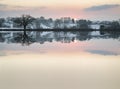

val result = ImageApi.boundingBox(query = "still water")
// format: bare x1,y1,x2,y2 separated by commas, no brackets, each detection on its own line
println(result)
0,31,120,89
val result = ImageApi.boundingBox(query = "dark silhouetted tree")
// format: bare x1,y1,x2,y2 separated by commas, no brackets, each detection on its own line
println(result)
13,15,35,30
100,25,105,30
72,19,75,23
110,21,120,30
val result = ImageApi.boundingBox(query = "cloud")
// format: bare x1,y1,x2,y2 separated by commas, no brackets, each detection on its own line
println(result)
85,4,120,11
0,4,47,11
86,50,118,56
0,4,48,17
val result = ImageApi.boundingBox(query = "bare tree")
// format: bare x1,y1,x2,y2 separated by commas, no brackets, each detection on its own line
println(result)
13,15,35,30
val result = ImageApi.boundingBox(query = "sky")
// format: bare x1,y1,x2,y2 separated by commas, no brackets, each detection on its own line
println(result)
0,0,120,20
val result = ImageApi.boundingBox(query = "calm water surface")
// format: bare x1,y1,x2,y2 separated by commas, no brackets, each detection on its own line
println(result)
0,31,120,89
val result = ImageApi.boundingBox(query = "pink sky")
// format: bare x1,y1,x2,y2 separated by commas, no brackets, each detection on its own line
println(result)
0,0,120,20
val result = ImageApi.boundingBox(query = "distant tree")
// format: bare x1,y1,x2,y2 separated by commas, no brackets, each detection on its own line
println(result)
46,18,53,27
34,18,41,29
48,18,53,23
40,16,45,21
54,19,62,29
13,15,35,30
119,19,120,25
110,21,120,30
0,18,5,27
100,21,120,30
39,16,46,25
76,20,90,29
72,19,75,23
100,25,105,30
87,20,92,25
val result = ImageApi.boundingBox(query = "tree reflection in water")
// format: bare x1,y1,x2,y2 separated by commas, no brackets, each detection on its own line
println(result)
21,31,33,46
0,31,120,46
11,31,35,46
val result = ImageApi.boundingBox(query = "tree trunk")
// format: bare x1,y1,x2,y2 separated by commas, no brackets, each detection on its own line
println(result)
23,25,27,33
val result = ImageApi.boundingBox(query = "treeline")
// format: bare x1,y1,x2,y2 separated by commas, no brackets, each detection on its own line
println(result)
0,15,120,30
100,21,120,30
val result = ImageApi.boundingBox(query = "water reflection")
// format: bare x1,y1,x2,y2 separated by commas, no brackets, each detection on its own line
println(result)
0,31,120,45
0,31,120,56
86,50,118,56
0,31,120,89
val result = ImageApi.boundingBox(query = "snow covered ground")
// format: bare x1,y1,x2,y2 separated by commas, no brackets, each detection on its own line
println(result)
0,23,100,30
90,24,100,30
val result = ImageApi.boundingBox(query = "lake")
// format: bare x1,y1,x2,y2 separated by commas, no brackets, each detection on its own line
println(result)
0,31,120,89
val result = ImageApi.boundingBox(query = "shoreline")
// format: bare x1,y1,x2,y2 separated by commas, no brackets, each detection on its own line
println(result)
0,29,120,31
